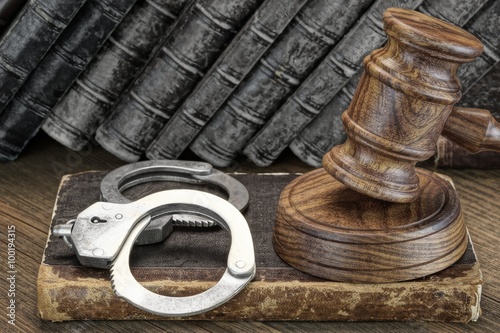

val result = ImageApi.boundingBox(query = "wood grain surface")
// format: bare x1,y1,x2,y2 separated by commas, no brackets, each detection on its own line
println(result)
323,7,485,203
274,168,468,283
443,107,500,153
0,132,499,332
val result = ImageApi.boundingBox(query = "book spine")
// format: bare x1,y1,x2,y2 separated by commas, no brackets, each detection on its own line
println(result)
289,0,490,167
455,0,500,91
0,0,28,33
240,0,424,167
289,69,362,167
43,0,188,151
417,0,489,26
0,0,86,114
0,0,137,161
38,262,482,322
187,0,373,167
92,0,261,161
145,0,309,161
459,63,500,120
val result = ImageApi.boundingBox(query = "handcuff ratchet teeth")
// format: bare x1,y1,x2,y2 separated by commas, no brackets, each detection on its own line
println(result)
99,160,249,245
52,161,255,316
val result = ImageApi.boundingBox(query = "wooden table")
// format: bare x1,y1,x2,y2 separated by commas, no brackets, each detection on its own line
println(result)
1,133,499,332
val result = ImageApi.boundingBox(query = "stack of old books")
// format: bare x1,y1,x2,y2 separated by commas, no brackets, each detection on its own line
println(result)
0,0,498,167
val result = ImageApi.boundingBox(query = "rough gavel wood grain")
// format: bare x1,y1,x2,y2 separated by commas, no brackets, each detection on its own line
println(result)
322,7,494,203
273,167,468,283
443,107,500,153
273,7,494,284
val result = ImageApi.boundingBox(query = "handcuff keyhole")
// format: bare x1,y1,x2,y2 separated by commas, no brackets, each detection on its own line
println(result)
91,216,108,224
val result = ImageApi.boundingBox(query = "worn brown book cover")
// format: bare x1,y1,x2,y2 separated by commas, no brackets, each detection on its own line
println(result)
38,171,482,322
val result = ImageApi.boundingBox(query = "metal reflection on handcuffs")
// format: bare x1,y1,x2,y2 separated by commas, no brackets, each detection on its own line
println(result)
52,160,255,317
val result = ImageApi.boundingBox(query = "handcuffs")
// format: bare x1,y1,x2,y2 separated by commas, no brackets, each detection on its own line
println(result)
52,160,255,317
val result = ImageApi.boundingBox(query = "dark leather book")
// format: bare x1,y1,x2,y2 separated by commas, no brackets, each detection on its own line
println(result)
239,0,426,167
0,0,137,162
43,0,189,152
72,0,262,160
145,0,309,161
38,171,482,322
454,0,500,90
289,0,493,167
187,0,374,168
0,0,28,34
0,0,87,114
289,69,361,167
459,62,500,121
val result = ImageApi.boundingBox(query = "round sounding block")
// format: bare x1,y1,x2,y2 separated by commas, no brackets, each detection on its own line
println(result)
273,167,467,283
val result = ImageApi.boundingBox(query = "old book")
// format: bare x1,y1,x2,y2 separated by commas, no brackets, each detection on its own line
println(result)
38,171,482,322
188,0,374,168
0,0,27,34
145,0,309,161
454,0,500,91
88,0,262,161
240,0,425,167
0,0,87,114
43,0,189,151
289,0,493,167
0,0,137,162
459,62,500,120
290,69,362,167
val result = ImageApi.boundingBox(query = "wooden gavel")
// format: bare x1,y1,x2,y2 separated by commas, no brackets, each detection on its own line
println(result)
323,7,500,203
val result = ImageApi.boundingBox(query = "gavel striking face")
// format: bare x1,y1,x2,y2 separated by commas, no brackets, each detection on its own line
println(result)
323,7,500,203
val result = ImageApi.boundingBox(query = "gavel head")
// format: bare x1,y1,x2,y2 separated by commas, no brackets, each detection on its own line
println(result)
322,7,483,203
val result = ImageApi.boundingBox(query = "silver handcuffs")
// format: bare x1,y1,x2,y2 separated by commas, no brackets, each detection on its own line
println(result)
100,160,249,245
52,160,255,317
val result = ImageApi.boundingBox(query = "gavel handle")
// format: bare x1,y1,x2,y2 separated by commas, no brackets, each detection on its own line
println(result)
442,107,500,153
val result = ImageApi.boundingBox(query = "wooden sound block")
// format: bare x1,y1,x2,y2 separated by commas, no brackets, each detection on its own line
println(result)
273,167,467,283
